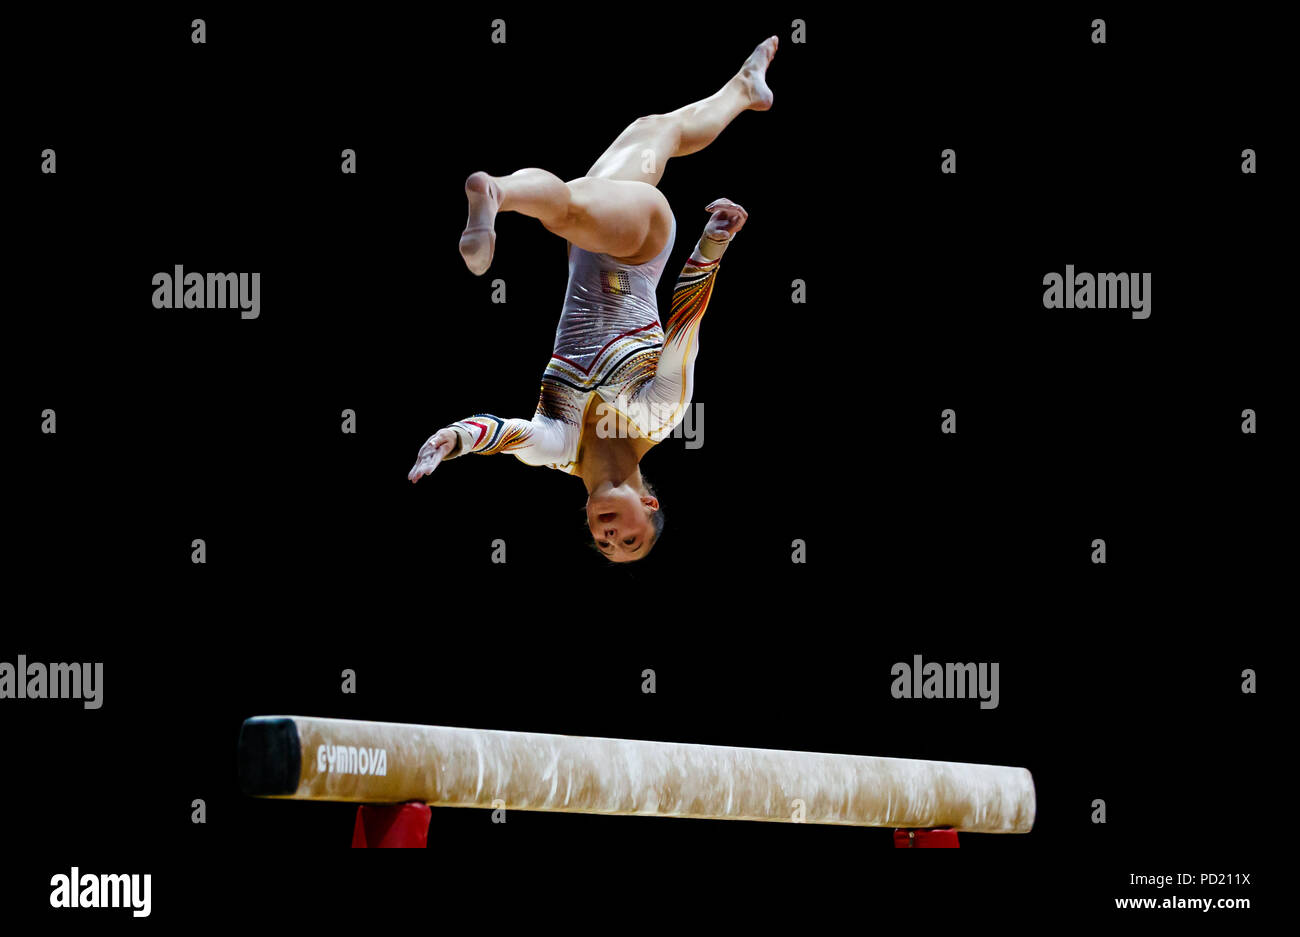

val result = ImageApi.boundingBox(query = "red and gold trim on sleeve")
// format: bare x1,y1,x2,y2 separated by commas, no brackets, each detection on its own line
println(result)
454,414,533,455
664,256,718,347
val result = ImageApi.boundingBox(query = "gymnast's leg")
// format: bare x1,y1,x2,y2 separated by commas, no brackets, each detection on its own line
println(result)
584,35,777,186
458,36,778,275
460,171,671,272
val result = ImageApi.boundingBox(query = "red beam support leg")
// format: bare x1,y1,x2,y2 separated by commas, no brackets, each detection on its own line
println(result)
893,827,960,848
351,802,432,848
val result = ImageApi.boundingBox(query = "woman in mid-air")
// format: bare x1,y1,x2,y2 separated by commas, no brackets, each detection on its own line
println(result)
409,37,779,561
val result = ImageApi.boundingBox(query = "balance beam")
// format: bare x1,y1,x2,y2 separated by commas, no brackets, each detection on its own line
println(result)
238,715,1035,834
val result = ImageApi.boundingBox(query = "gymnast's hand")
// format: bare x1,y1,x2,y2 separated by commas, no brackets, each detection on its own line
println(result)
408,429,458,483
703,198,747,242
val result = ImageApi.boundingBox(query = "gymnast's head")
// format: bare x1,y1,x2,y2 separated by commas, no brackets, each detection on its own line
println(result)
586,475,663,562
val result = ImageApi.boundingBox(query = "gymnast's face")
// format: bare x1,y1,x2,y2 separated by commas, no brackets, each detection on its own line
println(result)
587,485,658,561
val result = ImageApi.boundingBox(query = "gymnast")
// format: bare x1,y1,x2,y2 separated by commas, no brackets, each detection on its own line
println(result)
408,37,778,561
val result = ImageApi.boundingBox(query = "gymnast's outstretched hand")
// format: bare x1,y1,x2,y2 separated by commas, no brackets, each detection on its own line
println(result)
408,428,458,483
703,198,748,242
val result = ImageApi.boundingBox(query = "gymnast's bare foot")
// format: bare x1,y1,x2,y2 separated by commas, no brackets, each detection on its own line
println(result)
736,36,778,111
460,171,501,276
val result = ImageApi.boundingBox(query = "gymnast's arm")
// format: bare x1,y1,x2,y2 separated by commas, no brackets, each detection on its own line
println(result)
408,411,569,482
636,199,746,437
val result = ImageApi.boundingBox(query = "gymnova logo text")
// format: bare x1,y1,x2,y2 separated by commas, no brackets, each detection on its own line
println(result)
317,743,388,776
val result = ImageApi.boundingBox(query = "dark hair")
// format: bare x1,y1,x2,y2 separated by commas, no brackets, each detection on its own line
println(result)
641,475,665,545
584,475,664,560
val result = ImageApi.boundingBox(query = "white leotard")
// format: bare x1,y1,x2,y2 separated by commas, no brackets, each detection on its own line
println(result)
445,213,722,473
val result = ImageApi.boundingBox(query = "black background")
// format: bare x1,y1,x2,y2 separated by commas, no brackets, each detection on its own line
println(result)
8,5,1280,926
